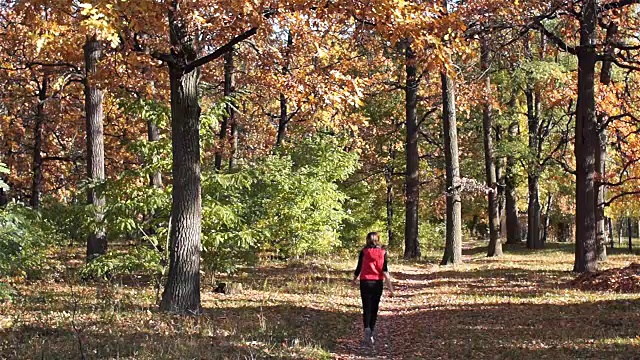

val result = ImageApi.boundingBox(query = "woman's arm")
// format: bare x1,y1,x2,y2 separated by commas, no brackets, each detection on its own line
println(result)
353,250,364,281
383,272,394,296
382,252,394,296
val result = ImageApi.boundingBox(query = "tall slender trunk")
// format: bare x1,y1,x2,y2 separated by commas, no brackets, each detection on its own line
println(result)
84,36,107,260
276,32,293,148
148,120,163,188
481,38,502,257
440,69,462,265
404,43,420,259
524,35,542,249
628,217,633,253
595,119,607,261
31,73,48,209
214,51,233,171
505,110,521,244
542,193,553,244
608,217,614,248
224,48,238,171
574,0,598,273
384,164,395,248
495,124,507,238
160,3,202,314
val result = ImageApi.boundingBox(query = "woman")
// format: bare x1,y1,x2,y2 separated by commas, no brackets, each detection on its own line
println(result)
352,232,394,346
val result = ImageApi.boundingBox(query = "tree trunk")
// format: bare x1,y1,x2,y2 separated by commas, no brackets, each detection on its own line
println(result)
618,219,622,247
214,51,233,171
574,0,598,273
84,36,107,260
30,73,48,209
481,38,502,257
404,43,420,259
160,5,202,314
148,120,163,188
628,217,633,253
384,165,395,249
276,93,288,148
542,193,553,244
495,124,507,238
595,119,607,261
607,217,613,248
440,69,462,265
524,34,542,250
224,48,238,171
505,116,521,244
275,32,293,148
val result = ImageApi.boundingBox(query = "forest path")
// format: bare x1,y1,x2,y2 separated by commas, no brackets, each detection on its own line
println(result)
331,242,640,359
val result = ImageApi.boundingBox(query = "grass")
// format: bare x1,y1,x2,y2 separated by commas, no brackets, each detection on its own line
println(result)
1,241,639,359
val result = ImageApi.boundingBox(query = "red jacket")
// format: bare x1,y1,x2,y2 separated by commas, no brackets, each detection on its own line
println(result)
355,246,388,281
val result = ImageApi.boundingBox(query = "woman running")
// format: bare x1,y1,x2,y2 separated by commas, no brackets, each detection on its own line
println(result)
352,232,394,346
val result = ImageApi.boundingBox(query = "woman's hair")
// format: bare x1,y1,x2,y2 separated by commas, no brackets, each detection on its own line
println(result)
365,232,381,247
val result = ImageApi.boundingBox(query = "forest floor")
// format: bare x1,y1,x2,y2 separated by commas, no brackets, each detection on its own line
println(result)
1,241,640,359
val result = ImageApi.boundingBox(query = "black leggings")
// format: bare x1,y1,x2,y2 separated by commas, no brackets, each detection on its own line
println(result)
360,280,383,331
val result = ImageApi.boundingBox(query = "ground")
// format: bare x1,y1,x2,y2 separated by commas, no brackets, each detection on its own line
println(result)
1,241,640,359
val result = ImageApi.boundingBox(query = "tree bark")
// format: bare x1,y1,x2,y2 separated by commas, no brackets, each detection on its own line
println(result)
574,0,598,273
404,43,420,259
505,116,521,244
160,3,202,314
440,69,462,265
481,38,502,257
30,73,48,209
84,36,107,260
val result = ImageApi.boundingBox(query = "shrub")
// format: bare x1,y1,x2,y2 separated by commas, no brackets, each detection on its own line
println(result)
0,204,59,279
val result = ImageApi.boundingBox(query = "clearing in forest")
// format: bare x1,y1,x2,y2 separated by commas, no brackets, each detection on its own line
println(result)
1,242,639,359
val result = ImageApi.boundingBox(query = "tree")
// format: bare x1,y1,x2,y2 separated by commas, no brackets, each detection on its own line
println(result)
481,38,502,258
404,42,421,260
84,35,107,260
440,68,462,265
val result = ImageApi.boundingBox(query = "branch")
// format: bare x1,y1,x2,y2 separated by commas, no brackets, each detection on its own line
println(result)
601,0,640,11
533,23,577,55
184,27,258,74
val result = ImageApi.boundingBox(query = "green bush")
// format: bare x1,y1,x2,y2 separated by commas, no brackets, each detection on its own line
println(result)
0,204,59,279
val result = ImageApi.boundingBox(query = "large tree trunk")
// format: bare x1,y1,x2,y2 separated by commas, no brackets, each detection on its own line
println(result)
440,69,462,265
574,0,598,273
505,115,521,244
160,5,202,314
148,119,163,188
30,73,48,209
481,38,502,257
404,43,420,259
84,36,107,260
